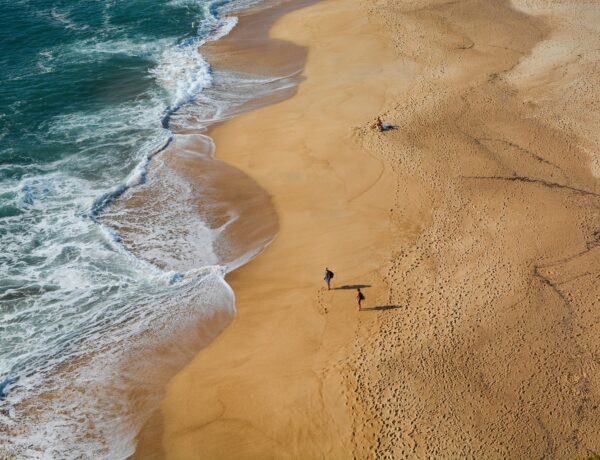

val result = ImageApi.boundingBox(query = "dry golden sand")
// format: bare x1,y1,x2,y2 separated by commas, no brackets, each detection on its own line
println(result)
136,0,600,458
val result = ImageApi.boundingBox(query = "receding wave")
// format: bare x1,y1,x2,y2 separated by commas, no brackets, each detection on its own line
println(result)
1,265,235,459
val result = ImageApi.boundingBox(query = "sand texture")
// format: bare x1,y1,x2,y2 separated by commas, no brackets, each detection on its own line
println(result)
137,0,600,458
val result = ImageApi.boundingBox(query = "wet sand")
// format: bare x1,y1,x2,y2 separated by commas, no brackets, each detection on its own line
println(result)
137,0,600,457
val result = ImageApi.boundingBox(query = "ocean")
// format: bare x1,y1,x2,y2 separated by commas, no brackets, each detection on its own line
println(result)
0,0,295,457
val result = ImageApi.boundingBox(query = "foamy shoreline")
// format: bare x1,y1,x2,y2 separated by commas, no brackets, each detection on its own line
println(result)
133,0,410,456
0,1,309,458
131,1,316,457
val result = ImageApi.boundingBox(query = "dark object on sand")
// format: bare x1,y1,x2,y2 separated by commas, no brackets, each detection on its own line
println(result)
357,288,365,311
372,116,396,132
324,268,334,290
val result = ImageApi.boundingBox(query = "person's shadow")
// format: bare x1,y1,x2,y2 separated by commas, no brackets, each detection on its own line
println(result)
331,285,400,311
361,305,402,312
334,284,371,290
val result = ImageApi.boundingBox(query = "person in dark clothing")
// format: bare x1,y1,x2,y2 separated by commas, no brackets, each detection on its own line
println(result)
324,268,334,290
357,288,365,311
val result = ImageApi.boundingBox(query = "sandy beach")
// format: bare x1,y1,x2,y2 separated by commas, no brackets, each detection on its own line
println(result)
135,0,600,457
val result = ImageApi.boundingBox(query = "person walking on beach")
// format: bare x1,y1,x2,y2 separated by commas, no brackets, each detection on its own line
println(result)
357,288,365,311
324,268,334,290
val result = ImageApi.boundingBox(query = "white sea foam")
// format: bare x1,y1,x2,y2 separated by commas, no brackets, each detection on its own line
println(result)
49,8,90,31
211,15,239,40
100,148,223,272
84,37,173,59
170,68,301,130
152,41,213,109
1,266,235,459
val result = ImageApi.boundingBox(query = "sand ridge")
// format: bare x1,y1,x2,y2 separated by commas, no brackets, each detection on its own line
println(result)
350,0,600,457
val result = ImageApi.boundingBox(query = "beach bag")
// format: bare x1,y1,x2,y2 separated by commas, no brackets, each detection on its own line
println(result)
359,292,365,301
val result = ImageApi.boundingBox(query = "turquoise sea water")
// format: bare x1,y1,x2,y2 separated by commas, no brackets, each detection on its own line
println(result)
0,0,287,457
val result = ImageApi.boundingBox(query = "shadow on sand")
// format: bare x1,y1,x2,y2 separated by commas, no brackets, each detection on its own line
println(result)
334,284,371,290
361,305,402,312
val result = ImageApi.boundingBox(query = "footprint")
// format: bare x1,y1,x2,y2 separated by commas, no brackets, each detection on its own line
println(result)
316,288,329,315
